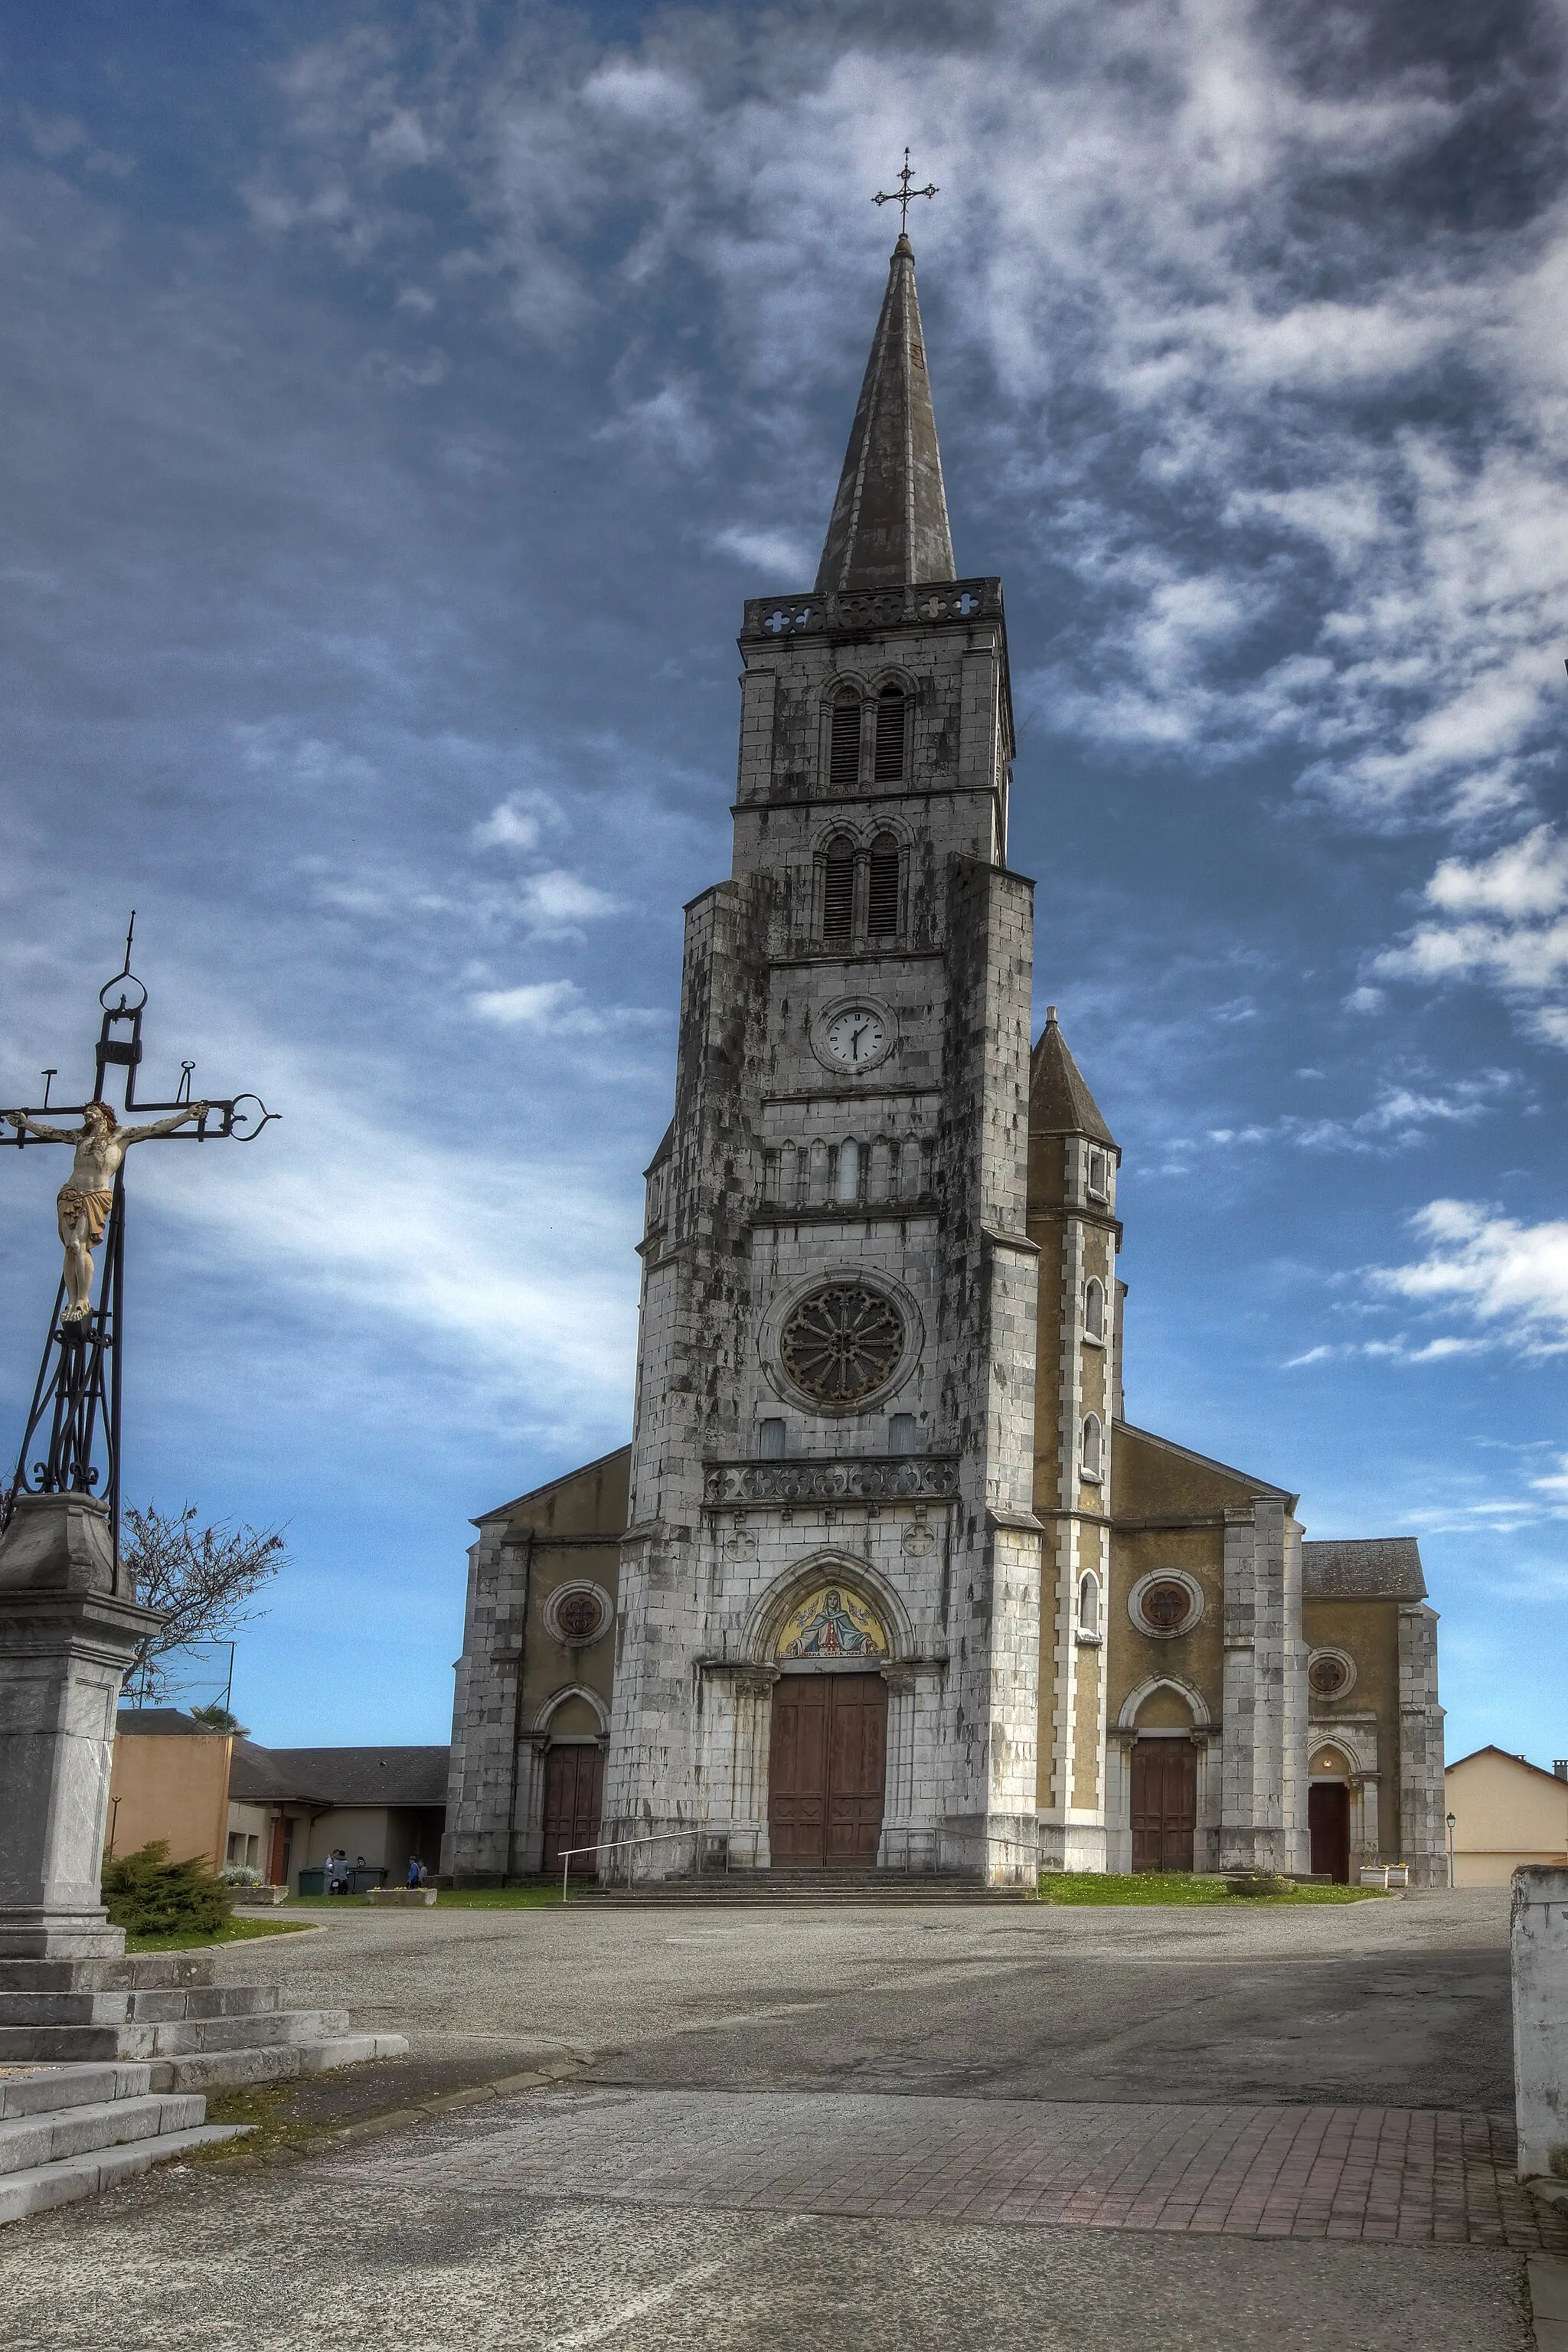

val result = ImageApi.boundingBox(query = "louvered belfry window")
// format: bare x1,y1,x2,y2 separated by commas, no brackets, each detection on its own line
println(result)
822,835,855,947
867,833,900,938
829,697,861,789
874,686,906,782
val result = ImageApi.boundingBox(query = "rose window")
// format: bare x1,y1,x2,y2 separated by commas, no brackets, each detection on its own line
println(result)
552,1588,608,1645
1139,1579,1193,1635
1308,1653,1350,1698
780,1284,905,1405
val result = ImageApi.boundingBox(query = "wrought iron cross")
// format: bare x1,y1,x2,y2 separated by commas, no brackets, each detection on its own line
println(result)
873,148,938,236
0,918,276,1577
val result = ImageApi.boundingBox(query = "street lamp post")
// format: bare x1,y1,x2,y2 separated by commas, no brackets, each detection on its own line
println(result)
1446,1810,1457,1889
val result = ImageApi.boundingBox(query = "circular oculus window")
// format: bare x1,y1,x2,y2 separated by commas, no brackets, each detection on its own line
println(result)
1128,1570,1204,1640
546,1583,610,1647
779,1283,906,1406
1308,1648,1356,1700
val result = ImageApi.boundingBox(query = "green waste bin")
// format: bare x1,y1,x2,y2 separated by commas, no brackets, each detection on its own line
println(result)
297,1867,325,1896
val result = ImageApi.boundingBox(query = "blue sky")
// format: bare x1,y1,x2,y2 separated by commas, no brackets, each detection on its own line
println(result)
1,1,1564,1763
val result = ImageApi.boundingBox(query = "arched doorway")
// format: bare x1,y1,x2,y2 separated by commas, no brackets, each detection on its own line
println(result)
1309,1745,1352,1883
1130,1685,1197,1873
540,1694,606,1879
766,1581,890,1868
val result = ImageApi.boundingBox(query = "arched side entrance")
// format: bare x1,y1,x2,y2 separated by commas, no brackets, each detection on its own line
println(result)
539,1690,607,1879
1308,1743,1353,1883
1129,1681,1200,1873
766,1579,891,1868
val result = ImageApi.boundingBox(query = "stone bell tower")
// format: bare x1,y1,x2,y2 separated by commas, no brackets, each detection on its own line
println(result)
603,235,1044,1881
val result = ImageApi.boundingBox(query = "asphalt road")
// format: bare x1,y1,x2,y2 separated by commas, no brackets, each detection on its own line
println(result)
216,1886,1514,2109
0,1890,1534,2351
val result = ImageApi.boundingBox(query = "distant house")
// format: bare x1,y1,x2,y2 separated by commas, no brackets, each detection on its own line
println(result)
227,1742,449,1890
111,1713,449,1891
1444,1746,1568,1886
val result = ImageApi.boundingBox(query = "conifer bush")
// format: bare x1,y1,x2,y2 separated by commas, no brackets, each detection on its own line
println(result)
102,1841,234,1938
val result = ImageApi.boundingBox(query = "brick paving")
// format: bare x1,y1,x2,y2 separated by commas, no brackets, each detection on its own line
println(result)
341,2087,1568,2252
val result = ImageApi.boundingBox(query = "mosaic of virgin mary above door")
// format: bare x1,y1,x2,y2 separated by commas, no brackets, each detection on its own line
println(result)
776,1583,890,1661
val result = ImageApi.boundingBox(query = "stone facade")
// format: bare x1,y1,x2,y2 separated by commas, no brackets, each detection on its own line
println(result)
442,237,1446,1889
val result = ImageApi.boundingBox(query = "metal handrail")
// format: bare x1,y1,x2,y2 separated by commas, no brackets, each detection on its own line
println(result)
560,1822,763,1901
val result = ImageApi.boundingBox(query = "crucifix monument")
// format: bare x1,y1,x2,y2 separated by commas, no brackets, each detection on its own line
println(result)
0,922,275,1957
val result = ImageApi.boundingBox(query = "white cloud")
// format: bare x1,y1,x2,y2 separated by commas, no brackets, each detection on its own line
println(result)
473,791,560,852
1344,985,1384,1014
1370,1200,1568,1356
711,524,811,577
468,977,655,1036
1374,827,1568,1044
517,869,618,929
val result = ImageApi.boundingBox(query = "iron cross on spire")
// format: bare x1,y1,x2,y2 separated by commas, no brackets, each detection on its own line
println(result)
0,919,277,1577
873,147,938,236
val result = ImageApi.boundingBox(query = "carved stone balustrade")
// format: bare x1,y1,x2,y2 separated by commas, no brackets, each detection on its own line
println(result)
703,1455,959,1507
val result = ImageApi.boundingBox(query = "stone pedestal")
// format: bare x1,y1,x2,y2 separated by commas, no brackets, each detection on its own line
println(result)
1513,1865,1568,2181
0,1493,161,1959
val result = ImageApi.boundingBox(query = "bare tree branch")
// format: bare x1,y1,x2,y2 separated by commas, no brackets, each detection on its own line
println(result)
121,1503,287,1700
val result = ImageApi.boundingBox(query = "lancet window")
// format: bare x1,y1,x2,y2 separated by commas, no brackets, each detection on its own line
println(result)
874,685,907,782
829,695,862,789
867,833,900,939
822,835,855,948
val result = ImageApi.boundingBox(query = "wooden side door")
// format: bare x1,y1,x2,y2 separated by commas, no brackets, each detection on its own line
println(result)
542,1744,605,1877
825,1674,888,1863
1309,1782,1351,1883
1131,1738,1197,1872
768,1680,830,1865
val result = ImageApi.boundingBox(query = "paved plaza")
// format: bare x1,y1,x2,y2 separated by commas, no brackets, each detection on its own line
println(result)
0,1889,1551,2348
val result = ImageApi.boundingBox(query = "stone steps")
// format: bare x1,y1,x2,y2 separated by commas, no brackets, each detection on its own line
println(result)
0,2063,251,2227
571,1871,1030,1906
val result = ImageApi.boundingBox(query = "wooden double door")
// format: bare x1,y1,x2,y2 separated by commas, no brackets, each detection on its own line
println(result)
768,1673,888,1867
541,1743,604,1877
1131,1737,1197,1872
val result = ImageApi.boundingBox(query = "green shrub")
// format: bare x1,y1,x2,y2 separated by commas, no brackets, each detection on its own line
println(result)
102,1841,234,1939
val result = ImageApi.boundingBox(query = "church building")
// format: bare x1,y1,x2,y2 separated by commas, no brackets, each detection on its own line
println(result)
443,237,1447,1889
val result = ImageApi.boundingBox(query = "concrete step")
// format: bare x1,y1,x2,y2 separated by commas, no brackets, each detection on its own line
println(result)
146,2031,409,2094
0,2122,250,2228
0,1983,283,2027
573,1880,1030,1905
0,2063,154,2118
143,2008,351,2056
0,2092,205,2177
0,2007,351,2064
0,1955,217,1996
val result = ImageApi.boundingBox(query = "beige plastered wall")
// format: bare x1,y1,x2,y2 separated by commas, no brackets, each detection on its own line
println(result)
513,1449,627,1740
1446,1750,1568,1887
107,1729,231,1870
1302,1592,1403,1857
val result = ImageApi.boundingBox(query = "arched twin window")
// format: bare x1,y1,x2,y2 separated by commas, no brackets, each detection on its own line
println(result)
825,684,909,790
820,831,902,949
1078,1573,1099,1637
1084,1277,1106,1343
1081,1413,1103,1479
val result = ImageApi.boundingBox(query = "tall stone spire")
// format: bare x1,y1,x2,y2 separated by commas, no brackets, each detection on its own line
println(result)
815,236,956,593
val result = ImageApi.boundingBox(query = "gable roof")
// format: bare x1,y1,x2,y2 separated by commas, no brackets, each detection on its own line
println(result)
1030,1008,1117,1148
475,1440,632,1529
1446,1744,1566,1784
1114,1419,1295,1504
1302,1538,1426,1600
228,1743,449,1808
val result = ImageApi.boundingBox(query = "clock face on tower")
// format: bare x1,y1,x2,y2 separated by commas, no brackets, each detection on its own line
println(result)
822,1005,890,1071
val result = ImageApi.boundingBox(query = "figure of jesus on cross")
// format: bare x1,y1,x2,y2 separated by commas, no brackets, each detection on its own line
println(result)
3,1099,210,1321
0,920,275,1544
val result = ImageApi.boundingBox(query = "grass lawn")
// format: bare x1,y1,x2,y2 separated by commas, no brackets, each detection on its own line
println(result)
1034,1871,1390,1906
125,1916,319,1954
